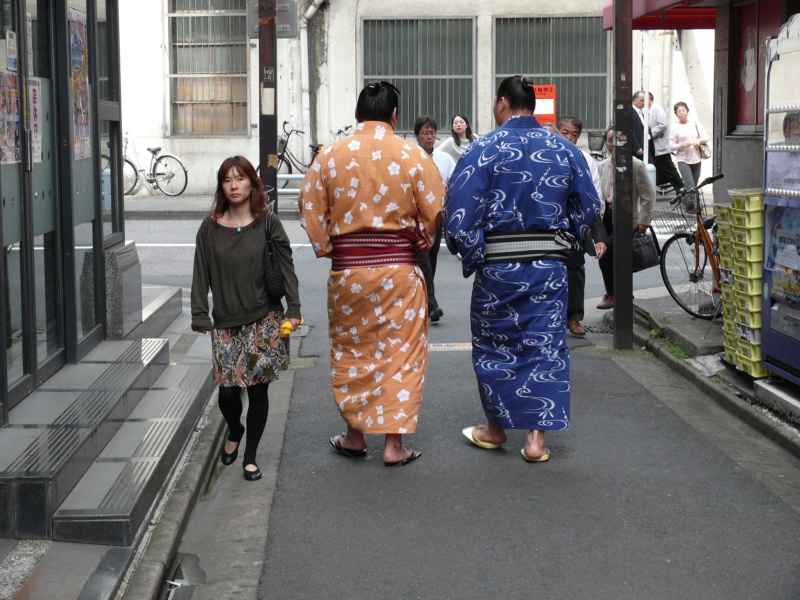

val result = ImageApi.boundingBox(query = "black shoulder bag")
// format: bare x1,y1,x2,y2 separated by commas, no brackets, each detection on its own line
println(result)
263,212,286,300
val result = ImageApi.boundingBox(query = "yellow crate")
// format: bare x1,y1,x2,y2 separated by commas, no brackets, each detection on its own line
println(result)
736,355,769,378
729,224,763,245
733,260,762,280
736,338,761,361
733,291,762,312
729,207,763,228
716,204,730,224
723,320,736,338
724,341,738,363
728,188,764,211
720,254,734,270
735,305,763,328
716,221,731,241
731,241,762,262
736,322,762,345
718,238,732,257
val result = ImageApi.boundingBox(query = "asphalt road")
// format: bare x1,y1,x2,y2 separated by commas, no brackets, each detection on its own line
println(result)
129,217,800,599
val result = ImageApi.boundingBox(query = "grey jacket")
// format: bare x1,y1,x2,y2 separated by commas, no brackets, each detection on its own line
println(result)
597,156,656,227
648,103,671,156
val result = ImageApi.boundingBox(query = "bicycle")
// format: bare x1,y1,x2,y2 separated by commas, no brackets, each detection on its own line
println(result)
119,133,188,196
656,173,725,319
274,121,324,187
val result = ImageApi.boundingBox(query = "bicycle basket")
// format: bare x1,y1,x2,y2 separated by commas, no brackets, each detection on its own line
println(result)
651,198,694,234
278,136,287,154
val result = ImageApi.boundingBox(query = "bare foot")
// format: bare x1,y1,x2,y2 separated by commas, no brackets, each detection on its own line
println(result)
224,439,239,454
473,424,507,446
524,430,548,460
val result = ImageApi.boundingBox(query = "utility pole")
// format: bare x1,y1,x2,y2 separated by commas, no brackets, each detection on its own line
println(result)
613,0,634,350
259,1,278,211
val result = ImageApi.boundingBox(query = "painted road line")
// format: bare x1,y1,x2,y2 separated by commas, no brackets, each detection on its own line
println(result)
428,343,472,351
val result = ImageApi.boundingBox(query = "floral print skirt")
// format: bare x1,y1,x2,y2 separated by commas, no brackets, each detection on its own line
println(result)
211,312,290,387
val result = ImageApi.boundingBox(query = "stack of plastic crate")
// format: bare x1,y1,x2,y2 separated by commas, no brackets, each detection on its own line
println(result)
719,189,767,378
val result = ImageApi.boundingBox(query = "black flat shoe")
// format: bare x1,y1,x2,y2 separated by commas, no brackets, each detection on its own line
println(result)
220,424,244,466
243,464,262,481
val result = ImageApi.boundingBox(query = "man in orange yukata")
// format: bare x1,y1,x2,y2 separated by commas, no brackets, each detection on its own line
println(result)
298,81,445,466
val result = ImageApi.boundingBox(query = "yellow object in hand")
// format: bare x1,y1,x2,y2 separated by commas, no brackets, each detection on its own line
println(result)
281,318,304,337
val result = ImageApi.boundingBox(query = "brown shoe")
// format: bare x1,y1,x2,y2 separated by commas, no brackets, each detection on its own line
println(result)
596,294,614,310
567,320,586,337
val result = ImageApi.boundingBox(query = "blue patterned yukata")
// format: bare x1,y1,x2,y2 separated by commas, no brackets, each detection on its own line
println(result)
444,115,601,430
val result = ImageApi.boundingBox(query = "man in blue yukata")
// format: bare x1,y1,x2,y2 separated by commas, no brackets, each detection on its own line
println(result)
444,75,601,462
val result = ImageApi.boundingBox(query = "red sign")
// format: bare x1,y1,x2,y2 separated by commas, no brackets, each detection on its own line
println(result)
533,85,557,127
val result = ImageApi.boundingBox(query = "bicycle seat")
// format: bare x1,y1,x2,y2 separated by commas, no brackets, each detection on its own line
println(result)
147,147,161,154
704,215,716,230
310,143,324,153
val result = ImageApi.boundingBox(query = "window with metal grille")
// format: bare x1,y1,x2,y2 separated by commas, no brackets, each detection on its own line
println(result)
168,0,247,135
363,18,475,135
495,17,608,131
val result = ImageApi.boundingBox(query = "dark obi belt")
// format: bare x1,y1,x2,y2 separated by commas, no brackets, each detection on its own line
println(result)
483,229,577,264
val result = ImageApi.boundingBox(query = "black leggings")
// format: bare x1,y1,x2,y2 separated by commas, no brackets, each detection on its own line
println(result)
217,383,270,466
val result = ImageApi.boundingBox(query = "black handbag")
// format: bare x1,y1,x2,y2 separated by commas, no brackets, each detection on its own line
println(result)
632,227,661,273
263,212,286,300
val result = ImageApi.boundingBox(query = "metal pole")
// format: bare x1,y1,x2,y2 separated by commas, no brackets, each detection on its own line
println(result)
613,0,634,350
259,1,278,212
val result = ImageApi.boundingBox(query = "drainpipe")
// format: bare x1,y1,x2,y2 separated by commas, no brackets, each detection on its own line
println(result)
300,0,325,162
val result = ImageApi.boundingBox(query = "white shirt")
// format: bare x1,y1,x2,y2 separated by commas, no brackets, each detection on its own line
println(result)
581,149,601,197
431,148,456,185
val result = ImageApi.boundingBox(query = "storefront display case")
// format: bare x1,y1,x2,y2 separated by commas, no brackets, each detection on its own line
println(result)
761,14,800,383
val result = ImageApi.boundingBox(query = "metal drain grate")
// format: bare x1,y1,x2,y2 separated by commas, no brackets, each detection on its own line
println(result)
584,325,613,334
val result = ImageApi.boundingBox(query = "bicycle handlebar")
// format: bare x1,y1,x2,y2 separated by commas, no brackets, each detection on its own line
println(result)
670,173,725,205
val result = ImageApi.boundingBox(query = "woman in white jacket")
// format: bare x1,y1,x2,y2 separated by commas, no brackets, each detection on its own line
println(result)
669,102,709,189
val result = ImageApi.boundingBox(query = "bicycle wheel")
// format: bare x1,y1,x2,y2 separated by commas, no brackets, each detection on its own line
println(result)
660,233,721,319
152,154,188,196
122,158,139,195
277,156,292,188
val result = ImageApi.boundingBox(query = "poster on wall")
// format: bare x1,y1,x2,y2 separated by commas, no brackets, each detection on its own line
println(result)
70,7,91,160
6,31,17,72
767,205,800,308
2,71,20,165
27,14,33,75
29,77,41,163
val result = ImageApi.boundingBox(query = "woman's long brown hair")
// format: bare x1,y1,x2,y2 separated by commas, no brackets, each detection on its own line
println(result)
211,156,270,221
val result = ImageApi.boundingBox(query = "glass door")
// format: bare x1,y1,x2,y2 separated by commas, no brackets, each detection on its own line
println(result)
1,1,31,401
28,0,64,380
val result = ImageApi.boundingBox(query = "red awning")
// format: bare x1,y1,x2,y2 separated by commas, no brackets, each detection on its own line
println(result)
602,0,716,30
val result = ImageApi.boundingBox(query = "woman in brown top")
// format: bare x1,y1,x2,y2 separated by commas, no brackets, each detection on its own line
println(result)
191,156,302,481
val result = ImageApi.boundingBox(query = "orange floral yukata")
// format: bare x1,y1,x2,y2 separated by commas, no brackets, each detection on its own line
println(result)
299,121,445,433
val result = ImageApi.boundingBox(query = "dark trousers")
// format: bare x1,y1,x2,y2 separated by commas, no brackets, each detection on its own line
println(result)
650,141,685,194
418,251,439,312
429,223,443,276
598,208,615,296
567,258,586,322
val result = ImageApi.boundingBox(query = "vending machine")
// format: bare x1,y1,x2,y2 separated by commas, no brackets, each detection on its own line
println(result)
761,14,800,383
